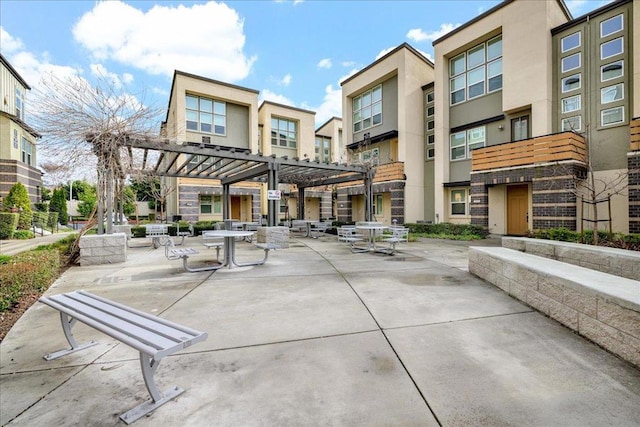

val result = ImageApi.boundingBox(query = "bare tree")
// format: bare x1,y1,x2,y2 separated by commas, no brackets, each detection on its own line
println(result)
30,71,162,234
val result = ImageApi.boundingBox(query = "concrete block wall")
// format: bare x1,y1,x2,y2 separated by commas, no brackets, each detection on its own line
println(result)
469,246,640,368
502,237,640,281
79,233,127,266
256,226,290,249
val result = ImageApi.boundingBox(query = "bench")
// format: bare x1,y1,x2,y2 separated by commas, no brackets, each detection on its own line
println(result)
39,290,208,424
145,224,169,249
164,238,220,273
381,227,409,253
469,246,640,368
202,230,225,261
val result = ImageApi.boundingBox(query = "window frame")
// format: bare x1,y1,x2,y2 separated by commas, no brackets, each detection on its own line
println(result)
271,117,298,148
561,52,581,73
561,95,581,113
21,137,33,166
314,135,331,162
561,32,581,52
561,74,581,93
601,106,624,127
600,83,624,104
561,116,582,132
199,195,212,214
186,94,226,135
600,37,623,60
450,189,467,216
352,84,382,133
600,14,623,38
601,60,623,82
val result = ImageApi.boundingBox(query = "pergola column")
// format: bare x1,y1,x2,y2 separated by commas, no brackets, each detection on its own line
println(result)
267,164,279,226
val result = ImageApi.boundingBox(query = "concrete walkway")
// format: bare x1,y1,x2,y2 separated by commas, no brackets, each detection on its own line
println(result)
1,235,639,426
0,231,75,256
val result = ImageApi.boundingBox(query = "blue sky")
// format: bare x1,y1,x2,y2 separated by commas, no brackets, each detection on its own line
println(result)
1,0,611,131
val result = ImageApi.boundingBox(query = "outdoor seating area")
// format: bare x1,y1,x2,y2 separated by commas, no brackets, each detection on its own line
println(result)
2,235,640,426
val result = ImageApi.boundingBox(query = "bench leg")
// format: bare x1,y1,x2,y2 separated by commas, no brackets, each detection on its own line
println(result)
44,312,98,361
119,353,185,425
182,255,223,273
231,248,269,267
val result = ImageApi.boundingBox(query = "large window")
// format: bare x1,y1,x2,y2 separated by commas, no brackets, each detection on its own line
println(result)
353,85,382,132
601,83,623,104
562,116,582,132
450,189,467,216
199,195,222,214
315,136,331,162
21,137,33,166
271,117,297,148
601,37,623,60
450,126,485,161
561,74,581,93
561,53,581,73
186,95,226,135
562,95,581,113
449,35,502,105
601,106,624,126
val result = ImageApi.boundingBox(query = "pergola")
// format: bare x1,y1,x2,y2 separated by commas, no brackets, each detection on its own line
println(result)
124,138,375,226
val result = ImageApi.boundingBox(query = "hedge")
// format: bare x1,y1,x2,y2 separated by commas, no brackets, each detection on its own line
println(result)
0,212,19,239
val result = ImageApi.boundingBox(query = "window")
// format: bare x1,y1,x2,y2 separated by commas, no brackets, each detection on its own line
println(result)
199,195,212,214
562,95,581,113
279,199,287,214
186,95,226,135
601,14,623,37
213,196,222,214
360,147,379,164
271,117,297,148
353,85,382,132
601,83,623,104
562,116,581,132
601,37,623,60
449,35,502,105
15,88,24,120
561,53,581,72
601,60,623,81
561,32,581,52
21,137,33,166
562,74,581,92
315,136,331,162
450,189,467,215
449,126,485,161
375,194,383,216
511,116,529,141
601,106,624,126
427,92,434,103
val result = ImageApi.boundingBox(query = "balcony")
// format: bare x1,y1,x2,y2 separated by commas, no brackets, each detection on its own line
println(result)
631,117,640,151
472,132,586,172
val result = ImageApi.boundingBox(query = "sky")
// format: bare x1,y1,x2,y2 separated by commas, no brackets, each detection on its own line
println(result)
1,0,612,134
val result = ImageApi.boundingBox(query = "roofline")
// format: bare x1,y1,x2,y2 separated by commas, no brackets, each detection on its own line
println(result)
0,111,42,138
164,70,260,123
258,100,316,116
0,53,31,90
551,0,632,35
315,116,342,133
432,0,572,46
340,42,434,87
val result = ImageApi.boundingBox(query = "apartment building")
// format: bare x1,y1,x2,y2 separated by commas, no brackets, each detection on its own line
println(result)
339,43,435,225
430,0,638,235
161,71,334,223
0,53,42,204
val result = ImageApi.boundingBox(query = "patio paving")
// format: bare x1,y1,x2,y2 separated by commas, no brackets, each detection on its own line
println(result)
1,234,639,426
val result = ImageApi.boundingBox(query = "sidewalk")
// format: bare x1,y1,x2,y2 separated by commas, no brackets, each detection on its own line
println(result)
0,232,75,256
1,235,639,426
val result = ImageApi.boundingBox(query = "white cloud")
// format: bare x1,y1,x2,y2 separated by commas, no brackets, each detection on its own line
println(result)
338,68,360,85
312,84,342,127
375,47,396,60
0,27,25,54
341,61,356,68
260,89,295,107
90,63,135,89
72,1,256,82
416,49,434,63
317,58,332,69
279,73,292,86
406,23,460,43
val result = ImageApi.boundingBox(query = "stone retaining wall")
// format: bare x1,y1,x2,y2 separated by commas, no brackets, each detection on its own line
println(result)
502,237,640,281
79,233,127,266
469,246,640,368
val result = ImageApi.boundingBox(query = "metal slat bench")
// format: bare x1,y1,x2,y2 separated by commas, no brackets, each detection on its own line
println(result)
39,291,208,424
165,238,221,273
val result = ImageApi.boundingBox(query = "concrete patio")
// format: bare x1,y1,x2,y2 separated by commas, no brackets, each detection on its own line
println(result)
1,235,639,426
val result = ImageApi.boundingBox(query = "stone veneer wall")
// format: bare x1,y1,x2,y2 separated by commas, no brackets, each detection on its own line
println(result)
79,233,127,266
629,151,640,233
470,162,586,230
337,181,405,224
0,159,43,204
177,185,261,223
469,246,640,368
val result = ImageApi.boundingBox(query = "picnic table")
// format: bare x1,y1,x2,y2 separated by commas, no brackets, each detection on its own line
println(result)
352,222,392,254
202,230,269,269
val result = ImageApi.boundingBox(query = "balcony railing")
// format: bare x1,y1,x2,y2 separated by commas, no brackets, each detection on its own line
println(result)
472,132,586,172
631,117,640,151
